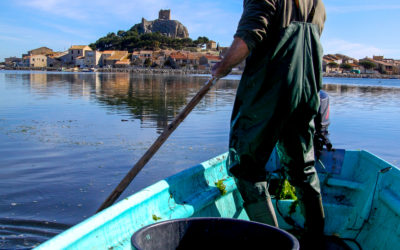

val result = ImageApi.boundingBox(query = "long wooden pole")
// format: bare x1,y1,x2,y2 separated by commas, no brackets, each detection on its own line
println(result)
97,77,218,213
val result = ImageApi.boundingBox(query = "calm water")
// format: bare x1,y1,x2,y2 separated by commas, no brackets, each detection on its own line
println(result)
0,71,399,248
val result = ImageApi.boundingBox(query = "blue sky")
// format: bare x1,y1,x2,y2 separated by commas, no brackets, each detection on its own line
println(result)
1,0,399,61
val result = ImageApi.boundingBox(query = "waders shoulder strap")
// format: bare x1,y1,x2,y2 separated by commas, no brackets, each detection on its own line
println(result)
294,0,317,23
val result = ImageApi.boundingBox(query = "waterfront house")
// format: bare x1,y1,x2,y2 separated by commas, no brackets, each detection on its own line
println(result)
84,51,102,68
68,45,92,65
139,50,153,60
360,56,398,75
169,51,188,66
47,51,68,68
376,57,399,75
131,50,155,66
22,54,47,68
324,54,343,65
374,60,397,75
4,57,22,67
151,51,169,67
323,55,343,73
168,51,202,68
100,51,114,67
29,47,53,56
75,56,85,68
103,51,129,67
199,54,221,69
115,59,131,68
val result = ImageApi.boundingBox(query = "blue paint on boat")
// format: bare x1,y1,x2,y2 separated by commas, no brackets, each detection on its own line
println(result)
36,150,400,249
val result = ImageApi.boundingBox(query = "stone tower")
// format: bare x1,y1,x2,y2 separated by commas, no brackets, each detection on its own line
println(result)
135,9,189,38
159,9,171,20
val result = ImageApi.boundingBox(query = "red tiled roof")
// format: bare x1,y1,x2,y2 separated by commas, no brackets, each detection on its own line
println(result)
204,55,220,60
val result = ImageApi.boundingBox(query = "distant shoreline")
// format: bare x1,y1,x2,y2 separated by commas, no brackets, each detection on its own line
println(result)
2,67,400,79
323,72,400,79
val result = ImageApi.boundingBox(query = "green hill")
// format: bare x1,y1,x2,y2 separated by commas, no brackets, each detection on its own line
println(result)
90,26,209,51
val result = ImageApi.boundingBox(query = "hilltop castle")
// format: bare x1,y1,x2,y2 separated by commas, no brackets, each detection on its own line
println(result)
135,9,189,39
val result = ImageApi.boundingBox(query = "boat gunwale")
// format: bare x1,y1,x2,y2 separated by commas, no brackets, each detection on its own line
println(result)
35,153,229,249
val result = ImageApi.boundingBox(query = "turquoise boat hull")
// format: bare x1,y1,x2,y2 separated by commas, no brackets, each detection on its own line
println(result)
36,150,400,249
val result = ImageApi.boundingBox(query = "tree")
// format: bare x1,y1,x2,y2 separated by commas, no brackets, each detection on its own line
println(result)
144,58,152,67
92,29,211,52
327,62,339,68
194,36,209,47
340,63,352,71
359,61,376,70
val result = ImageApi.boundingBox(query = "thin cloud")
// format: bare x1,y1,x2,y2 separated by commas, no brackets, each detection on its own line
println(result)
15,0,169,22
322,39,386,59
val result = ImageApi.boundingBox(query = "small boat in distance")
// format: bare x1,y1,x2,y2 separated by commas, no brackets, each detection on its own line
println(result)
36,149,400,249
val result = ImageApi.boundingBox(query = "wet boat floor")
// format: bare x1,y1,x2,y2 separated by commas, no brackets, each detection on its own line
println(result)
288,229,355,250
322,236,353,250
298,236,355,250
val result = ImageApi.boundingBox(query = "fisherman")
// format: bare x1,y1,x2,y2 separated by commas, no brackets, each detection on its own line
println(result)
212,0,326,246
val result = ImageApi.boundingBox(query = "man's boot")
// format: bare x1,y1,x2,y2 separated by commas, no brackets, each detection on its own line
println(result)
235,178,279,227
299,193,325,249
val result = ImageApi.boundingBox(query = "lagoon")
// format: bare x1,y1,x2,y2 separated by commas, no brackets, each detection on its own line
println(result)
0,71,399,248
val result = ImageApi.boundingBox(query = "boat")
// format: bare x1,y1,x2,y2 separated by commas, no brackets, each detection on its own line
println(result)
36,149,400,249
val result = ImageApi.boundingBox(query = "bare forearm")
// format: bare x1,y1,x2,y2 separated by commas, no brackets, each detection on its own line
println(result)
221,37,250,70
212,37,250,78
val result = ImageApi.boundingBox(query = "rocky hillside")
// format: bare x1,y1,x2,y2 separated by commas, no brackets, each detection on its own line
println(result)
90,10,208,51
135,18,189,39
133,10,189,39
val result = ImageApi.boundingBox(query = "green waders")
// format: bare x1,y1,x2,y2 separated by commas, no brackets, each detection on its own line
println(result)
227,21,325,239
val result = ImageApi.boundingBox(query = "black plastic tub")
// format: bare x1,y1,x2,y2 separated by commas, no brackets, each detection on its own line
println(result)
131,217,299,250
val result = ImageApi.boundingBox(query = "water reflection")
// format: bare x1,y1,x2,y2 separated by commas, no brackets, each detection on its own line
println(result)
323,83,400,95
0,71,399,248
4,72,238,132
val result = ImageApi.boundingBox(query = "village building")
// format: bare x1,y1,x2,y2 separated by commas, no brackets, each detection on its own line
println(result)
323,54,344,73
67,45,92,65
151,50,169,67
75,56,86,68
360,56,399,75
198,54,221,69
132,50,154,66
47,51,68,68
100,51,114,67
169,51,189,66
28,47,53,56
206,41,217,50
84,51,102,68
22,54,47,68
167,51,203,68
115,59,131,68
102,51,130,67
4,57,22,67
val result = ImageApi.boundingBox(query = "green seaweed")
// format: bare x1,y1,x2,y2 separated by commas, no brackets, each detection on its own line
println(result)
215,179,227,195
276,179,297,200
152,214,162,221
